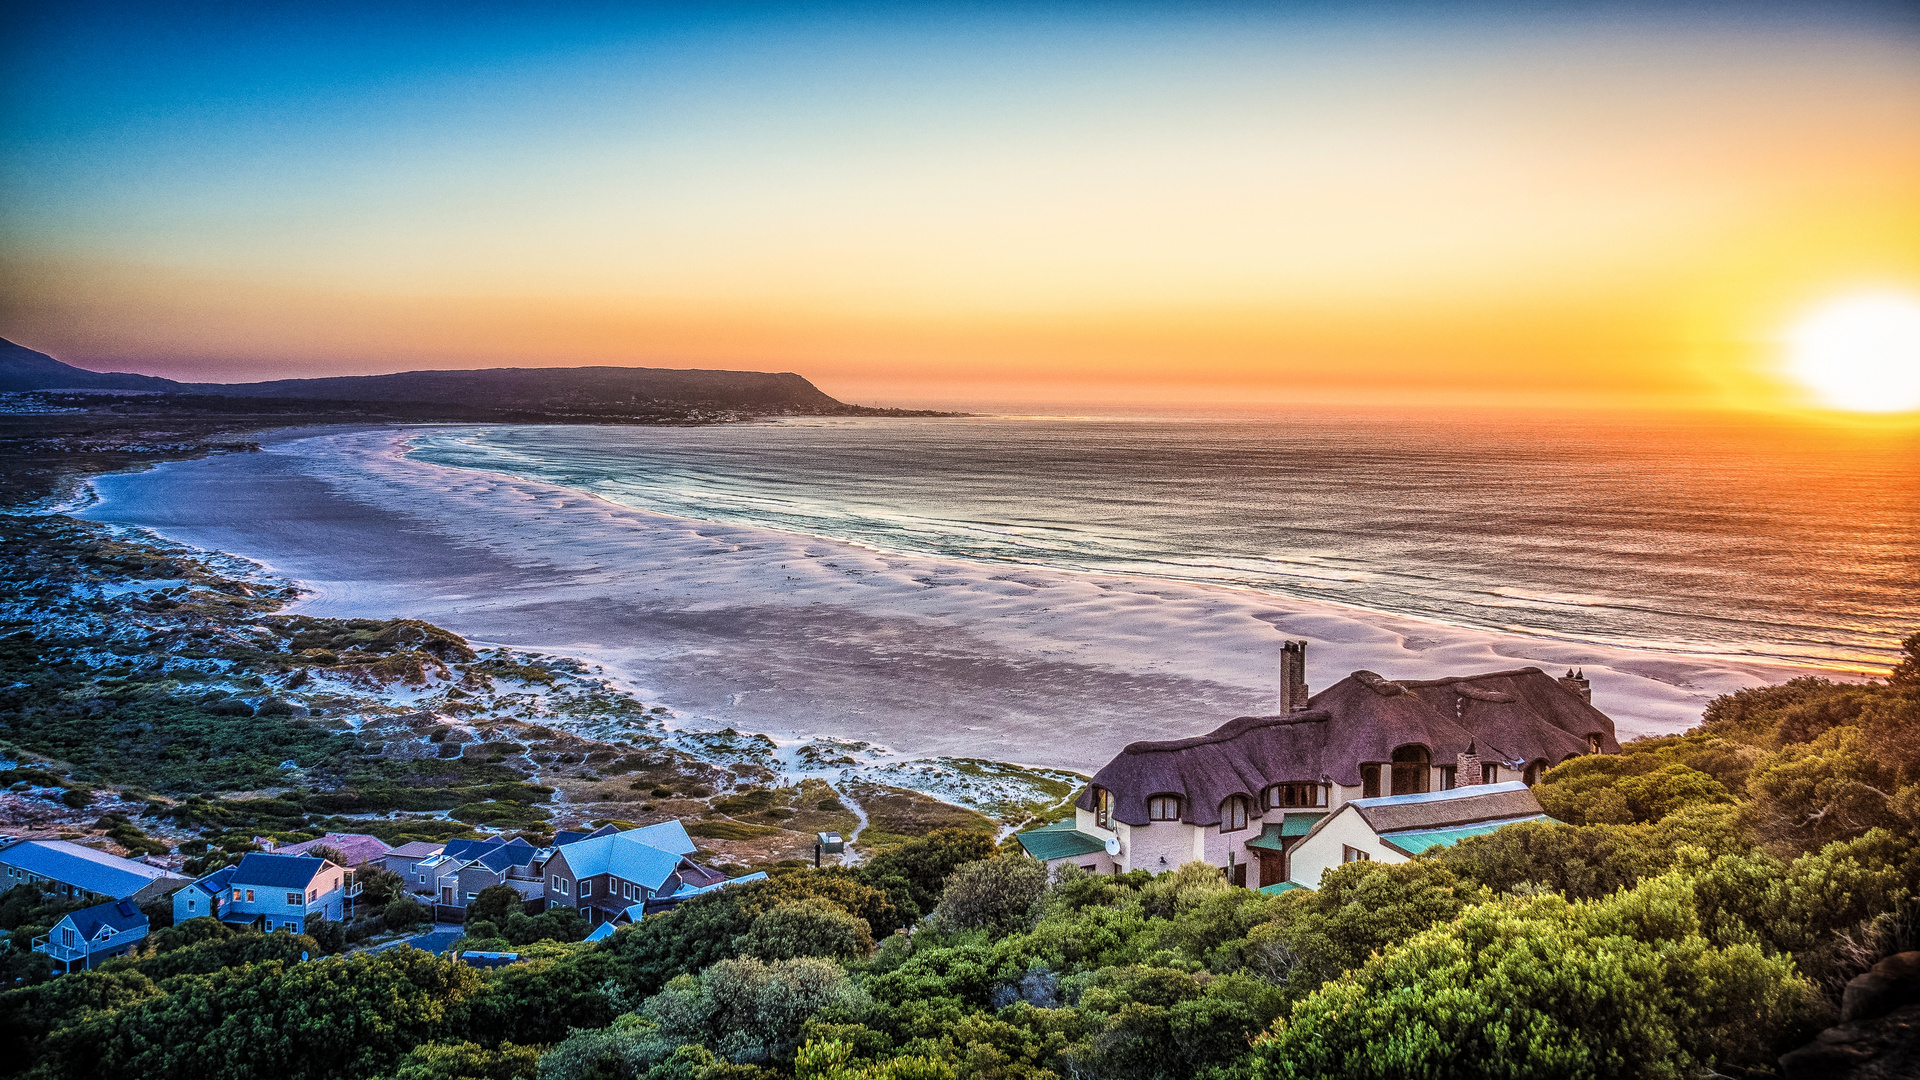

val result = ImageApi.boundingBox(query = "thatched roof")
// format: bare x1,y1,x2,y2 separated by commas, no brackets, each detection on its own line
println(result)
1078,666,1616,828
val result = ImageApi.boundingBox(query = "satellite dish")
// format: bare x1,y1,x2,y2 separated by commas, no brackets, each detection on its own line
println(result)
1104,836,1121,857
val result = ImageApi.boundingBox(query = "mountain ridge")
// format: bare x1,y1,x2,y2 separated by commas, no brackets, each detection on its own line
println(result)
0,338,922,416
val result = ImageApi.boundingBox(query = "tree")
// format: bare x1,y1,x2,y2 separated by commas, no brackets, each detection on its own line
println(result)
645,957,870,1066
859,829,996,922
32,948,488,1080
1243,874,1821,1080
1887,630,1920,687
929,858,1048,935
389,1040,540,1080
467,884,525,927
385,896,431,932
356,865,406,909
734,899,875,961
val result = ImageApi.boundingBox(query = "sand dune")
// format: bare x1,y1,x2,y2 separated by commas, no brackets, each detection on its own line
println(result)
79,426,1833,772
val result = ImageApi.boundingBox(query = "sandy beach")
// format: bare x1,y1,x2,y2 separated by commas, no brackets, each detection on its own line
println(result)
78,426,1833,772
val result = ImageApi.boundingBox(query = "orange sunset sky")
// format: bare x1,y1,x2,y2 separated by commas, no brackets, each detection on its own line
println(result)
2,3,1917,411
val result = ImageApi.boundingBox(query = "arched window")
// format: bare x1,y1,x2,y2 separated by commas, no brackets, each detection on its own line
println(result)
1523,759,1548,786
1361,764,1382,799
1147,795,1182,821
1390,745,1431,796
1092,786,1113,829
1220,795,1250,833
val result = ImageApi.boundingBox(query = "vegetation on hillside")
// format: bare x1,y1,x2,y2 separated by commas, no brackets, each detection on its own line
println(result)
0,640,1914,1079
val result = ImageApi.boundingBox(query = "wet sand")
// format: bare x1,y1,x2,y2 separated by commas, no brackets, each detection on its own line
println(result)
78,426,1832,772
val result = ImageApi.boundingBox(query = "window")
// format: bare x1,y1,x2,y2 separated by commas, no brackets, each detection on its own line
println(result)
309,888,318,901
1342,845,1372,863
1438,765,1457,791
232,889,243,902
1361,764,1381,799
1524,760,1548,786
1093,786,1113,829
580,881,591,897
551,877,570,896
63,927,76,946
466,892,479,901
1147,795,1181,821
1390,745,1431,796
1264,783,1326,809
187,898,196,910
1481,763,1498,784
286,892,302,906
1220,795,1250,833
246,890,255,902
1588,733,1603,755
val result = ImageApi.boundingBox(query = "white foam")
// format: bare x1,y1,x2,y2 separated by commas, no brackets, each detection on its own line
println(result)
80,426,1842,771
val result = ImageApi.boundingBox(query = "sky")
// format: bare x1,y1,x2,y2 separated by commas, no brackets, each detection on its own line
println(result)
2,1,1918,410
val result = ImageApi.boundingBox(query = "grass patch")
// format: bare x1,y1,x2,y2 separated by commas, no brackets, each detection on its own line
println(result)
686,820,785,841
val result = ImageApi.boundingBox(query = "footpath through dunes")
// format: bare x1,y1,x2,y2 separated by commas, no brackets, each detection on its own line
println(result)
80,427,1835,772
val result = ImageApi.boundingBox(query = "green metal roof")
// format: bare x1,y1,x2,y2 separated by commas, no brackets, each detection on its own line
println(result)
1378,814,1555,856
1280,812,1327,837
1015,819,1108,862
1258,881,1306,895
1246,813,1327,852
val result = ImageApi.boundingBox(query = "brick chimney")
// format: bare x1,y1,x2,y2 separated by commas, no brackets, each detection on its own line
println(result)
1456,741,1483,786
1557,668,1592,705
1279,639,1311,713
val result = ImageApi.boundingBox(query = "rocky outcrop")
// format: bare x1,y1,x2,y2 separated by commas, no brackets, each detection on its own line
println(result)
1780,952,1920,1079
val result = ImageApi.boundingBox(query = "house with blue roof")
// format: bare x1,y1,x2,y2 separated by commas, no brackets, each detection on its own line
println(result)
544,819,750,927
0,839,188,905
34,898,149,973
200,852,357,931
412,835,547,918
172,864,239,923
1284,781,1554,887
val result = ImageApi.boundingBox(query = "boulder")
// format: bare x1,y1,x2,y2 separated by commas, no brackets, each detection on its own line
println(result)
1781,952,1920,1080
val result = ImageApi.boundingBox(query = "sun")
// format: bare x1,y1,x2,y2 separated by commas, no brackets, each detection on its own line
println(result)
1783,292,1920,414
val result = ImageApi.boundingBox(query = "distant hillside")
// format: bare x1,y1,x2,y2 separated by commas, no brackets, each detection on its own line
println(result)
0,338,176,393
182,365,846,412
0,338,929,418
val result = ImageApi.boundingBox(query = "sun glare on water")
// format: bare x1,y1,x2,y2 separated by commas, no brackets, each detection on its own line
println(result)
1783,293,1920,414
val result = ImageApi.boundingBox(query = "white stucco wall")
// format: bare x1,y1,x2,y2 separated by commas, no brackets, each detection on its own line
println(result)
1287,808,1408,888
1125,819,1204,873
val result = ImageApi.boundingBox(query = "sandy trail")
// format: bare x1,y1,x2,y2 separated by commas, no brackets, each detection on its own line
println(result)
78,426,1828,772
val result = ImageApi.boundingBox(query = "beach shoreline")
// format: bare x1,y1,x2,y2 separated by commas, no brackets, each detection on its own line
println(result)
78,425,1840,772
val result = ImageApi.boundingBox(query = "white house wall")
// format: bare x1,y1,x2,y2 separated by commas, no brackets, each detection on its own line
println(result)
1287,808,1409,888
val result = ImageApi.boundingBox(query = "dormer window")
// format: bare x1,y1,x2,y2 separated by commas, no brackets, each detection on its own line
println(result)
1587,733,1602,755
1220,796,1250,833
1147,795,1181,821
1263,783,1326,809
1093,787,1114,829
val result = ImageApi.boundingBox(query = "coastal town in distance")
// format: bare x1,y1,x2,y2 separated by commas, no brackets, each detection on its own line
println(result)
3,4,1919,1080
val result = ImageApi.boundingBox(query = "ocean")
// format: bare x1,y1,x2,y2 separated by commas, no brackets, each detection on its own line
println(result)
404,409,1920,674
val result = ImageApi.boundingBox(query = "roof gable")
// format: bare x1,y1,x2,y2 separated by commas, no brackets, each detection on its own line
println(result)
551,825,692,891
61,899,147,939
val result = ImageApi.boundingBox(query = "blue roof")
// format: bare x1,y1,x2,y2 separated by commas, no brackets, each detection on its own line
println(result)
0,840,179,898
61,898,147,939
1015,819,1108,861
231,853,327,889
584,922,619,943
188,865,239,896
1378,814,1557,856
474,845,536,873
623,820,696,856
1257,881,1307,895
555,829,684,891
